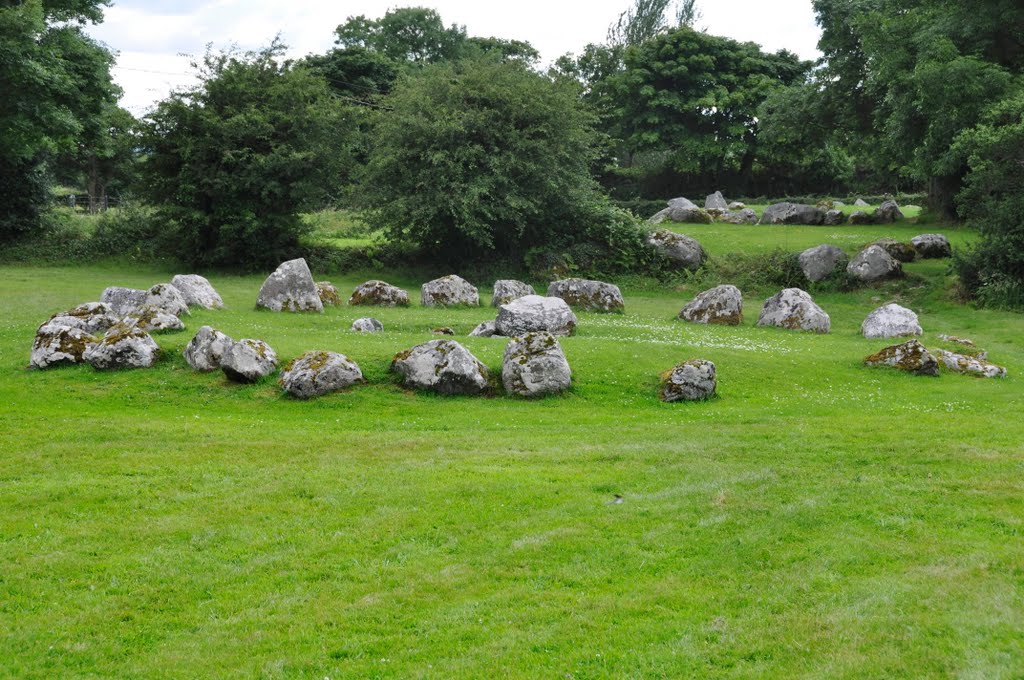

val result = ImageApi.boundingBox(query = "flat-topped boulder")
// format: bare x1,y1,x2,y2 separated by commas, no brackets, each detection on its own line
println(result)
83,323,159,370
421,275,479,307
547,278,624,313
646,229,706,271
873,199,904,223
316,281,342,307
861,303,922,338
911,233,951,258
759,202,825,225
146,283,190,317
871,238,916,263
390,340,490,395
122,304,185,333
100,287,147,316
170,274,223,309
720,208,758,224
848,245,902,282
348,280,410,307
221,338,278,383
864,340,938,376
496,294,577,337
937,350,1007,378
256,258,323,312
44,302,118,335
492,279,535,307
757,288,830,333
799,244,848,283
183,326,234,372
30,325,98,369
678,285,743,325
502,331,572,397
351,317,383,332
280,351,364,399
659,360,717,402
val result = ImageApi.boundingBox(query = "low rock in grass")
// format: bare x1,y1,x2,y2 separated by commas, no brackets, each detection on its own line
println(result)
861,303,922,339
720,208,759,224
823,209,845,226
492,280,535,306
759,202,825,225
757,288,830,333
646,229,706,270
911,233,951,259
122,304,185,333
348,280,410,307
256,258,323,313
660,360,717,402
873,199,904,223
422,275,479,307
100,286,147,316
502,331,572,397
171,274,223,309
45,302,118,335
496,295,577,337
316,281,342,307
221,338,278,383
547,278,624,313
847,210,874,225
854,198,870,207
798,244,848,283
390,340,490,396
469,320,499,337
351,317,383,333
937,334,976,348
649,197,713,225
146,283,190,317
433,327,455,336
872,238,917,263
280,350,364,398
678,285,742,325
183,326,234,372
84,323,159,370
848,244,902,283
864,339,938,376
30,324,98,369
728,201,746,210
936,350,1007,378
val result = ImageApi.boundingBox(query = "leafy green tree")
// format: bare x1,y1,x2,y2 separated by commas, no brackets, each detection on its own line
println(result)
55,105,139,212
334,7,466,64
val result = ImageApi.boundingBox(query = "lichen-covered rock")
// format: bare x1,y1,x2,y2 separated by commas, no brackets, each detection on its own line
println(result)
646,229,706,270
502,332,572,397
221,338,278,383
659,360,717,402
547,279,625,313
432,327,455,336
847,210,874,225
873,199,904,223
30,324,98,369
170,274,223,309
421,275,479,307
759,202,825,225
146,283,190,317
83,323,159,370
911,233,951,258
100,286,148,316
316,281,342,307
823,209,845,226
861,303,922,339
496,294,577,337
936,350,1007,378
491,279,535,307
390,340,490,395
45,302,118,335
279,351,364,398
848,245,902,283
348,280,410,307
122,304,185,333
351,317,383,332
872,238,916,263
256,258,323,313
184,326,234,371
720,208,759,224
864,340,938,376
469,320,499,337
678,285,743,325
705,191,728,214
757,288,830,333
799,244,848,283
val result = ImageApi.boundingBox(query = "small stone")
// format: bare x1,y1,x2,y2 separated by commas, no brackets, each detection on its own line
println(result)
678,285,743,325
502,331,572,397
432,327,455,336
221,339,278,383
183,326,235,371
492,280,535,306
936,350,1007,378
171,274,223,309
469,320,499,337
316,281,342,306
421,275,479,307
854,198,870,207
937,334,975,347
351,317,383,333
348,280,410,307
660,360,716,402
864,340,938,376
279,351,364,398
861,303,922,339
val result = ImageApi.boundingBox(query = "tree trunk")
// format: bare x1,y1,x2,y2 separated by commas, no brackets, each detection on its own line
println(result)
927,173,963,221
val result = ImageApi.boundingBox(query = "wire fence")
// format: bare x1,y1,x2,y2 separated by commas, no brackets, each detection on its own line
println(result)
53,194,124,213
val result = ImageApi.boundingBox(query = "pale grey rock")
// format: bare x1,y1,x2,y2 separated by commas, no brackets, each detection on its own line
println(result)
705,191,728,214
646,229,706,271
502,331,572,397
720,208,759,224
668,197,698,210
937,334,976,348
823,209,845,226
44,302,118,335
100,287,147,316
660,360,717,402
678,285,743,325
759,202,825,225
348,280,410,307
280,351,364,398
492,279,535,307
854,198,870,207
184,326,234,371
649,199,713,224
421,275,479,307
848,245,902,282
146,283,190,317
351,317,383,333
757,288,830,333
171,274,223,309
861,303,922,339
30,324,98,369
936,350,1007,378
390,340,490,395
833,201,846,208
911,233,951,258
496,295,577,337
256,258,323,313
727,201,746,210
864,340,938,376
547,279,625,313
799,244,848,283
83,323,159,370
873,199,904,223
221,338,278,383
122,304,185,333
316,281,342,307
469,320,499,337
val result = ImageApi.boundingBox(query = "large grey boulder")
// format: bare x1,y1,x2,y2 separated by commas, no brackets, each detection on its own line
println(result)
911,233,951,259
757,288,830,333
861,303,922,339
659,360,717,402
348,280,410,306
678,285,743,325
279,351,364,399
668,197,697,210
873,199,904,223
502,331,572,397
390,340,490,395
30,324,98,369
256,258,323,313
421,275,479,307
649,197,713,225
44,302,118,335
469,320,499,337
83,323,160,370
798,244,848,283
496,295,577,337
221,338,278,383
936,350,1007,378
183,326,235,372
823,209,845,226
864,340,938,376
848,245,902,282
759,202,825,225
705,191,728,214
316,281,342,307
492,280,535,307
100,287,148,316
170,274,223,309
646,229,706,271
720,208,759,224
351,317,383,333
122,304,185,333
847,210,874,225
547,278,625,313
146,283,190,317
872,238,916,263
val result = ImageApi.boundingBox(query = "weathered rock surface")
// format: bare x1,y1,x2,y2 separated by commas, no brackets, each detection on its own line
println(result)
847,210,874,225
936,350,1007,378
705,191,729,214
854,198,870,207
872,238,917,263
390,340,490,395
100,287,148,316
171,274,223,309
678,285,743,325
469,320,499,337
221,338,278,383
547,279,625,313
122,304,185,333
799,244,848,283
861,303,922,339
649,198,713,224
727,201,746,210
30,325,98,369
759,202,825,225
911,233,951,258
351,317,383,332
823,209,845,226
432,327,455,336
146,283,190,317
492,279,535,307
348,280,410,307
83,323,160,370
316,281,341,306
720,208,759,224
864,340,938,376
873,199,904,223
421,275,479,307
183,326,234,372
848,245,902,282
659,360,717,402
646,229,706,271
45,302,118,334
256,258,323,313
937,334,976,348
280,351,364,398
496,294,577,337
502,331,572,397
757,288,830,333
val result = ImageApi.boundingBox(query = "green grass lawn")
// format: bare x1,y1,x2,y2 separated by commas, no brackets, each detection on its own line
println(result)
2,231,1023,676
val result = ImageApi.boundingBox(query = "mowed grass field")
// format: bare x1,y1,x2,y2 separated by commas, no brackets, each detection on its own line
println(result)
2,221,1024,677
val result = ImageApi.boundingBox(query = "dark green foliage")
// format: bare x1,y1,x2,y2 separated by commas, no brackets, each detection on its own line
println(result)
695,249,808,292
334,7,466,64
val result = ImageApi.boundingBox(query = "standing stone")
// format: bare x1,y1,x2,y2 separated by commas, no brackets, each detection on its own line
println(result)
823,209,845,226
421,275,479,307
547,279,625,313
316,281,342,307
390,340,490,395
502,332,572,397
720,209,759,224
492,280,535,306
469,320,499,337
848,245,902,282
798,244,848,283
221,339,278,383
678,285,743,325
854,198,870,207
646,230,706,271
757,288,830,333
30,324,98,369
911,233,951,258
861,303,922,338
183,326,235,372
936,350,1007,378
171,274,224,309
873,199,904,223
351,317,384,332
759,202,825,225
864,340,938,376
256,258,323,313
122,304,185,333
348,280,410,307
83,323,160,370
279,351,364,399
44,302,118,335
705,191,729,214
496,295,578,337
100,287,148,316
146,283,190,317
872,238,916,263
659,360,717,402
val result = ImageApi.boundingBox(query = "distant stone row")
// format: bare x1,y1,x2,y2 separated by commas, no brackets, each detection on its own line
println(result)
648,192,912,227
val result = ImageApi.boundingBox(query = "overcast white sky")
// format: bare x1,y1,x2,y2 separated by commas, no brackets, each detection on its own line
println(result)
88,0,822,115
